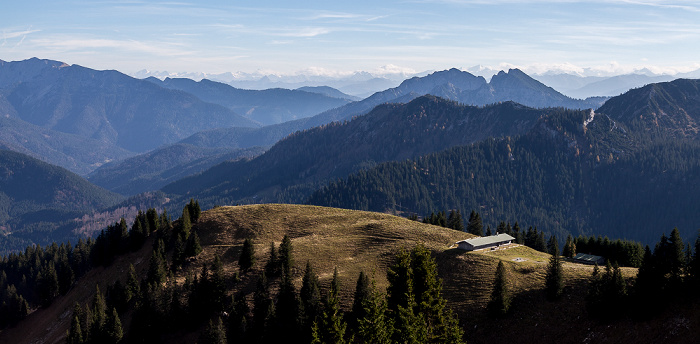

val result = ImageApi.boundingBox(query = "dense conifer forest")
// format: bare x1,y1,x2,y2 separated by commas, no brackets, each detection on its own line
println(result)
308,109,700,244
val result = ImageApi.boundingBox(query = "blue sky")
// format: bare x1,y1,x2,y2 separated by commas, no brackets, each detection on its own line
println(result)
2,0,699,76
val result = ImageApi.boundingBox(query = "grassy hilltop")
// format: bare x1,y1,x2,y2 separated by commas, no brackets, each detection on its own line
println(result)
2,204,698,344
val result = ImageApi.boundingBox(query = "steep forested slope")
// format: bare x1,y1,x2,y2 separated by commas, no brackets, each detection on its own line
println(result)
0,150,122,252
162,96,551,207
308,110,700,244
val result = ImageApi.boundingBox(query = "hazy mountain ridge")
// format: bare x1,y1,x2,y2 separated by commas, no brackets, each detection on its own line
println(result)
146,77,351,126
88,144,266,196
0,116,133,175
1,63,259,153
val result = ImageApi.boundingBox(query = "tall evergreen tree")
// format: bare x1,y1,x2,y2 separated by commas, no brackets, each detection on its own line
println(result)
446,210,464,231
351,271,371,329
547,235,559,256
278,235,294,276
253,273,275,342
104,307,123,344
239,238,255,273
466,210,484,236
181,206,192,238
275,269,301,342
67,303,85,344
200,317,227,344
300,261,322,342
386,248,413,314
265,242,279,277
563,234,576,258
545,245,563,300
355,279,393,344
488,261,510,316
312,268,347,344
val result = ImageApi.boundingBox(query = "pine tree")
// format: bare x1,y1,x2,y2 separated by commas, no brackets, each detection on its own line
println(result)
563,234,576,258
351,271,371,329
356,279,393,344
466,210,484,236
275,258,301,341
547,235,559,256
253,273,275,342
126,264,140,303
181,206,192,238
188,198,202,223
386,248,413,314
239,238,255,273
90,285,107,343
185,231,203,257
488,261,510,316
447,210,464,231
265,242,279,277
300,261,322,342
67,303,84,344
104,307,123,344
278,235,294,276
199,317,227,344
669,227,685,287
209,256,227,312
545,246,563,300
313,268,348,344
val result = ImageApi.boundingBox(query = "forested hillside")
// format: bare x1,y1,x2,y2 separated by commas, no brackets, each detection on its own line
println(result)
307,109,700,244
0,150,122,253
162,96,552,207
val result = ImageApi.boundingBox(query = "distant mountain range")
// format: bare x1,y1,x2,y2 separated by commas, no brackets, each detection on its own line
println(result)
0,58,259,156
87,67,606,197
145,77,351,126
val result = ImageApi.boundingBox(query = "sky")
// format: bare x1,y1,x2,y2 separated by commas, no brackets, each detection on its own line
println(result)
2,0,700,77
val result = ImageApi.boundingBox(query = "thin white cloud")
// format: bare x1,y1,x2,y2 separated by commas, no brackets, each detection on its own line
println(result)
29,37,194,57
2,28,41,39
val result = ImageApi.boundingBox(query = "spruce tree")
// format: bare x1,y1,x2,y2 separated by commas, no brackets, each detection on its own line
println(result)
488,261,510,316
278,235,294,276
351,271,371,329
313,268,348,344
265,242,279,277
210,256,227,312
200,317,227,344
547,235,559,256
239,238,255,273
104,307,123,344
185,231,203,257
181,206,192,238
563,234,576,258
386,248,413,314
67,303,85,344
447,210,464,231
545,246,563,300
253,273,275,342
276,268,301,342
300,261,322,342
90,285,107,343
356,279,393,344
466,210,484,236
